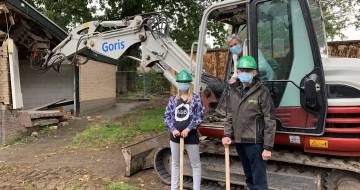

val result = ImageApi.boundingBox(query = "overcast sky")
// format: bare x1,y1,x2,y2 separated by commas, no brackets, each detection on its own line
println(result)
333,25,360,41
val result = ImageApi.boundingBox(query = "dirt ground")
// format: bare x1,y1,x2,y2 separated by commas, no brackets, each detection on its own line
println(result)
0,102,169,190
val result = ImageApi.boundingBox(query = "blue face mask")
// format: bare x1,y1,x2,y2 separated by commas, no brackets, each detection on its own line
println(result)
230,44,242,55
237,72,253,84
178,83,190,91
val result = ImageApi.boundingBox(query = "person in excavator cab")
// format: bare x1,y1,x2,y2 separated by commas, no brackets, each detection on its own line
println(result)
222,56,276,190
227,34,276,84
164,69,205,190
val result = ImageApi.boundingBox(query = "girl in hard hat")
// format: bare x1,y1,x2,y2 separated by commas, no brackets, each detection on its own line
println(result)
164,69,204,190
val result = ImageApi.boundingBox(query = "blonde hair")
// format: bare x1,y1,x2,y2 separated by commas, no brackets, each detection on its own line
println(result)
176,84,194,103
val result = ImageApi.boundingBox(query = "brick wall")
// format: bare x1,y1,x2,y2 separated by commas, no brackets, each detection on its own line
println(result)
79,59,117,114
0,40,10,106
0,109,28,144
0,40,27,144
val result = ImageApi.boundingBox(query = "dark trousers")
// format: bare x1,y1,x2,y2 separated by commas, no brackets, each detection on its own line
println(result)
235,143,268,190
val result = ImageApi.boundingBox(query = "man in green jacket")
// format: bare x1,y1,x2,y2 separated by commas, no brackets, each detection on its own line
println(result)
222,56,276,190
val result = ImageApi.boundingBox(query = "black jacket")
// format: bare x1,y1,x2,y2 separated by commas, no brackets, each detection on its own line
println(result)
224,80,276,150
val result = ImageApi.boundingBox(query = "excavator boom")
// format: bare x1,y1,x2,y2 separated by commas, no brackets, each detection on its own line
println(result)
36,13,197,91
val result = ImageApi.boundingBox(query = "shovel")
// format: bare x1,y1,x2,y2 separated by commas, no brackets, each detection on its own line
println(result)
180,137,184,190
225,144,230,190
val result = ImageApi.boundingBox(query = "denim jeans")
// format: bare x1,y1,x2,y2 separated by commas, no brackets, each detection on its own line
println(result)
235,143,268,190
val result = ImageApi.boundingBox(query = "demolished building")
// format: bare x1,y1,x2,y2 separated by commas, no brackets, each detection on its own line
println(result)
0,0,117,144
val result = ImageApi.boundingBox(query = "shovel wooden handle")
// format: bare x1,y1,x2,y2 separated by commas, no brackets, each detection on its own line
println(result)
180,137,184,190
225,144,230,190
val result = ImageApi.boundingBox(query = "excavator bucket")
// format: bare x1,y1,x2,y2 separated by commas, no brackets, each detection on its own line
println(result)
121,132,169,176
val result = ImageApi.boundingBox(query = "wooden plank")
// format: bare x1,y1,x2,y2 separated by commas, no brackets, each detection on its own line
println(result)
32,118,59,127
25,110,65,119
7,38,23,109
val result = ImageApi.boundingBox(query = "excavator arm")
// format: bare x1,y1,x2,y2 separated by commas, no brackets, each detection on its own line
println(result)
35,13,198,90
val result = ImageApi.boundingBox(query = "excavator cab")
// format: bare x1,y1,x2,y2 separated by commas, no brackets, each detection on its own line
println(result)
198,0,328,136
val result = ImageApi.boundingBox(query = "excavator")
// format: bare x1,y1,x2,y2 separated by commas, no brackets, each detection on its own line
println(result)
32,0,360,189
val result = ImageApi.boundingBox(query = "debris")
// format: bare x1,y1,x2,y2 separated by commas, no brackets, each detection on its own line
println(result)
32,118,59,127
62,112,72,120
86,116,95,122
69,116,81,120
59,121,69,127
31,132,39,137
45,152,57,157
23,110,66,128
79,175,90,182
27,99,66,111
49,126,58,130
27,110,65,119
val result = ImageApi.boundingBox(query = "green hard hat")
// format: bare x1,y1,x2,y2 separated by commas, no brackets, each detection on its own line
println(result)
236,56,257,70
176,69,192,82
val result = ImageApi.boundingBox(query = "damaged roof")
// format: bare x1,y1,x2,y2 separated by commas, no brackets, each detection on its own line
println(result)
1,0,119,65
3,0,67,39
0,0,67,60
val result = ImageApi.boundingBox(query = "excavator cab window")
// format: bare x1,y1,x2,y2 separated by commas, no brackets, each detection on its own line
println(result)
308,0,328,56
255,0,293,106
250,0,327,135
199,3,248,115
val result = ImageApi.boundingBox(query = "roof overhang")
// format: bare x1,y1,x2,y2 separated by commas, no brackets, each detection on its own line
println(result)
4,0,67,40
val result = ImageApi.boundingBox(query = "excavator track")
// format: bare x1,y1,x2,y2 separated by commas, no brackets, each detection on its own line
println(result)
154,148,243,190
323,170,360,190
200,139,360,174
154,139,360,190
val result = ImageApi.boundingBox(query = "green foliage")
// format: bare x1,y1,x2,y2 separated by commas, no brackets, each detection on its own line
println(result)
29,0,360,46
71,108,165,148
98,0,227,49
39,126,50,134
103,182,138,190
207,20,230,48
320,0,360,40
133,71,170,95
29,0,96,31
29,0,227,47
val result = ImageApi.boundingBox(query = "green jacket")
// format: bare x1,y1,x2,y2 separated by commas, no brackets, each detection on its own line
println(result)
224,80,276,150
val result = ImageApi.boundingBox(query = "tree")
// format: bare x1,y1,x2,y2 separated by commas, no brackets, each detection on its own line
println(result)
29,0,360,43
28,0,96,31
320,0,360,40
28,0,228,49
98,0,227,50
